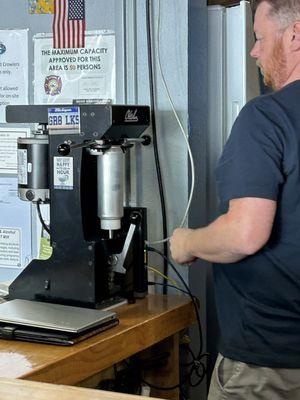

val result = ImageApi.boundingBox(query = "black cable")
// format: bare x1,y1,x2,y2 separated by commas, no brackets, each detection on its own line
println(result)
146,246,209,388
36,199,51,235
147,246,203,357
181,345,197,367
123,343,205,393
148,281,203,368
116,263,208,392
145,0,169,293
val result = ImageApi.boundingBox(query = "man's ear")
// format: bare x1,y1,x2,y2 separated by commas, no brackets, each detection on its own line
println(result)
290,21,300,51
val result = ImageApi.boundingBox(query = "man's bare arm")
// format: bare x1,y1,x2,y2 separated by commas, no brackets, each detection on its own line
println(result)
170,197,276,264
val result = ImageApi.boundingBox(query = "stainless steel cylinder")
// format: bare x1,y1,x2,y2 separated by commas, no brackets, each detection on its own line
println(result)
17,135,49,202
96,146,125,231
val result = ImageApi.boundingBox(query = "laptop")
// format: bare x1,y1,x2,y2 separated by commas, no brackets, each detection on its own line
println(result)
0,299,118,346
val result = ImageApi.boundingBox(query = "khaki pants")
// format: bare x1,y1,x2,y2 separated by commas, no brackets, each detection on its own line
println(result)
208,354,300,400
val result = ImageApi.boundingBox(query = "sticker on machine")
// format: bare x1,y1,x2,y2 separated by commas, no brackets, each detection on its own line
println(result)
48,106,80,131
0,227,21,267
17,149,28,185
53,156,73,190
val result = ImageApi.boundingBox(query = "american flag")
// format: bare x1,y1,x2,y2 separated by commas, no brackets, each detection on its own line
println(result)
53,0,85,49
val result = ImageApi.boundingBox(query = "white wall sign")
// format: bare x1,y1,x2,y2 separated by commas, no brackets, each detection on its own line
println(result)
0,128,30,174
34,31,116,104
0,177,32,270
0,227,21,267
0,29,29,122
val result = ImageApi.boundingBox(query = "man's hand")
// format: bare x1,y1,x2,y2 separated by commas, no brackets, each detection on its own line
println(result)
169,228,197,265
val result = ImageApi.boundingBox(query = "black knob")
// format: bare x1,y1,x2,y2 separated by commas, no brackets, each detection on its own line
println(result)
57,143,70,156
26,190,35,201
130,212,141,224
141,135,151,146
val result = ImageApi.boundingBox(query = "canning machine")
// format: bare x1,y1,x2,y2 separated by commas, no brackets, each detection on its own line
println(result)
5,103,151,308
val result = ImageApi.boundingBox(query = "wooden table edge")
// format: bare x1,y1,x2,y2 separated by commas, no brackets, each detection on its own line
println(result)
20,296,196,385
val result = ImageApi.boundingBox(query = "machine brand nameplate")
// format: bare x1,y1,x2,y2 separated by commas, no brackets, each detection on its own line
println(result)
48,106,80,131
124,109,138,122
53,156,73,190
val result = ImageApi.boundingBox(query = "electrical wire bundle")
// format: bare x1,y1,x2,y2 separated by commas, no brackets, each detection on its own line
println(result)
146,247,209,396
144,0,208,395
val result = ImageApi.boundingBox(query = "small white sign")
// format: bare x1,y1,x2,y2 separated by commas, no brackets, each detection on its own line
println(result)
0,29,29,122
0,227,21,267
54,156,73,190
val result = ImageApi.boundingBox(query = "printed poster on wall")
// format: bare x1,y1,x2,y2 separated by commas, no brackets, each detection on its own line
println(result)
0,176,32,269
0,30,29,122
33,31,116,105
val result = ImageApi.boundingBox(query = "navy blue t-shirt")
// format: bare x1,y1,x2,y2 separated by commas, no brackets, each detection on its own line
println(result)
214,80,300,368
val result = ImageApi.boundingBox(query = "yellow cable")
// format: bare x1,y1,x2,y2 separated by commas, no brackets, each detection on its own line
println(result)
146,265,179,287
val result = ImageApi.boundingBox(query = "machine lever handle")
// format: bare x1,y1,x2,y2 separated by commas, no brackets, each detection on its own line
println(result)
113,223,137,274
57,140,96,155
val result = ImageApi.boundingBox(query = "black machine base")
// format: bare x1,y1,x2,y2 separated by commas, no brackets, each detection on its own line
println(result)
8,207,148,309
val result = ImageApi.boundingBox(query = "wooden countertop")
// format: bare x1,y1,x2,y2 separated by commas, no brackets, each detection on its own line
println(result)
0,294,195,385
0,378,163,400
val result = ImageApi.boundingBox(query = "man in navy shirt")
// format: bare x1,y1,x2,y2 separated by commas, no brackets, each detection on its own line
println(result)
170,0,300,398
